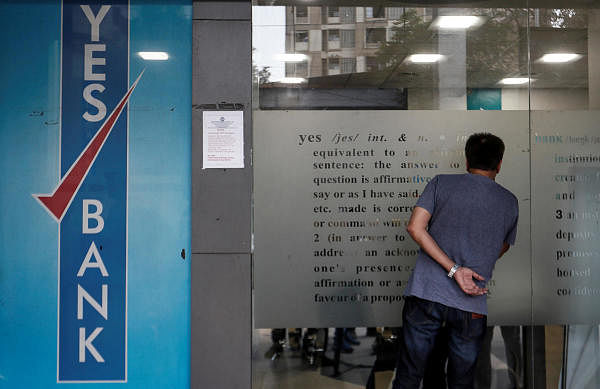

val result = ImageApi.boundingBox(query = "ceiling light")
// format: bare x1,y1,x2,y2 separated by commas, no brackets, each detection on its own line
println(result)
540,53,581,63
500,77,529,85
432,16,484,29
407,54,444,63
274,54,308,62
280,77,306,84
138,52,169,60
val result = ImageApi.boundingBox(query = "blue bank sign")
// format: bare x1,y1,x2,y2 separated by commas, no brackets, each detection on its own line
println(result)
33,1,138,382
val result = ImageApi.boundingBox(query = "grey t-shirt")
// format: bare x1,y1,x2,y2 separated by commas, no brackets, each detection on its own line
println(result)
404,173,518,315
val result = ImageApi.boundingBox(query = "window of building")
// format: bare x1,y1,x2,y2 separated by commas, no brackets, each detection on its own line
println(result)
365,6,385,18
328,57,340,71
340,7,356,23
295,31,308,43
295,6,308,18
366,28,386,45
285,62,294,76
340,58,356,74
328,7,339,18
387,7,404,20
328,29,340,42
366,56,385,72
295,61,308,77
340,30,355,48
286,61,308,77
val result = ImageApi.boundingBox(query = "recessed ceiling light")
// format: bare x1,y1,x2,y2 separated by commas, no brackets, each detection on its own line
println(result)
500,77,530,85
274,54,309,62
407,54,444,63
540,53,581,63
138,52,169,60
432,16,484,29
280,77,306,84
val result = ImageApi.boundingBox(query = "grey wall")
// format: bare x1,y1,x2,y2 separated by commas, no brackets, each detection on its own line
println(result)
191,2,252,388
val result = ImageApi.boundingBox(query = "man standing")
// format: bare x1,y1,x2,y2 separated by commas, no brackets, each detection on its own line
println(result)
392,133,519,389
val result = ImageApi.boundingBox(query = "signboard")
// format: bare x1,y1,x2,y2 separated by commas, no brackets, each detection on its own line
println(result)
254,110,531,327
0,1,191,386
32,2,131,380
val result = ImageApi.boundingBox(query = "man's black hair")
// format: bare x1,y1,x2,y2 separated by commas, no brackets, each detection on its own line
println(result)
465,133,505,171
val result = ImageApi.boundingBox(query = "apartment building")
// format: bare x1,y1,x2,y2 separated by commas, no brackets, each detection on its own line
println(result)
285,6,432,79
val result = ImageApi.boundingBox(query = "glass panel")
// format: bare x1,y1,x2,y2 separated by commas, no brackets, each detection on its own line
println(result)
253,3,530,388
529,8,589,110
529,6,600,388
253,2,600,389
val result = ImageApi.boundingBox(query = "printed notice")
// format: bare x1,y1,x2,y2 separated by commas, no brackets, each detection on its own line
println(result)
203,111,244,168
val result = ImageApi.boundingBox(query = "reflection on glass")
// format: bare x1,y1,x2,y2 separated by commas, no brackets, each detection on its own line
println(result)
252,2,600,389
529,8,591,109
138,51,169,60
500,77,529,85
432,15,485,30
539,53,582,63
253,5,529,110
406,54,444,63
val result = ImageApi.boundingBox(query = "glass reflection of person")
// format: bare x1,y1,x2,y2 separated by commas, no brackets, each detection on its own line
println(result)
474,325,522,389
392,133,519,389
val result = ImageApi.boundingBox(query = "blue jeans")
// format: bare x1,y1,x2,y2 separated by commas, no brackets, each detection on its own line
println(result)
392,296,487,389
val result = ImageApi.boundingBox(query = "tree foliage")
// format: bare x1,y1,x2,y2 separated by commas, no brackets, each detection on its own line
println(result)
258,66,272,85
375,8,532,87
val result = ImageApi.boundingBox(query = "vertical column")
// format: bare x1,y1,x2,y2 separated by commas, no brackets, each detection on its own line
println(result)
191,2,252,389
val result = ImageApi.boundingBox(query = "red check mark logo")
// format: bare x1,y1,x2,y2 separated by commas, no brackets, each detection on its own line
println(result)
33,70,144,222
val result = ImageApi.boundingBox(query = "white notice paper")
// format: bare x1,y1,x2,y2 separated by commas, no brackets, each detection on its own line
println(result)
203,111,244,169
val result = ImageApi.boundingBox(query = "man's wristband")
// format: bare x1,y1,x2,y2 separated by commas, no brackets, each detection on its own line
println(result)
448,264,461,279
